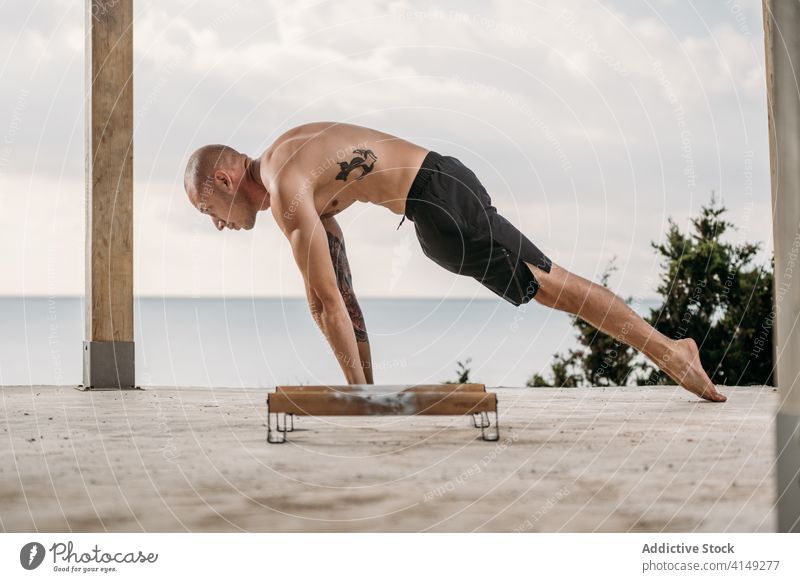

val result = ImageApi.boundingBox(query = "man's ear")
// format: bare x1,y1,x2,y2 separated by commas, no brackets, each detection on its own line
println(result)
214,169,231,190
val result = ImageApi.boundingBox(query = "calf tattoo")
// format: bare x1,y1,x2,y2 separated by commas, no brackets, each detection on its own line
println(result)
326,231,368,342
335,148,377,181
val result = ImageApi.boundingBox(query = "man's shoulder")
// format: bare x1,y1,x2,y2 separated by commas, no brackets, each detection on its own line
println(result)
262,134,319,185
270,166,312,197
268,169,317,231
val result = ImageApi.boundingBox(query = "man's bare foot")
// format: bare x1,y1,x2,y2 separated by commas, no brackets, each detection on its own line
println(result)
655,338,727,402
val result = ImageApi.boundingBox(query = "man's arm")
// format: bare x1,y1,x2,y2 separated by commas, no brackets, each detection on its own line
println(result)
272,184,366,385
322,216,374,384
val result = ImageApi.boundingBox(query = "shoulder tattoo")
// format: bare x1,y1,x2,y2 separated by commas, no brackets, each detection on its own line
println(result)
335,148,378,181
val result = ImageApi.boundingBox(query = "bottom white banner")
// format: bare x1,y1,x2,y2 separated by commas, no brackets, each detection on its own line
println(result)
1,533,798,581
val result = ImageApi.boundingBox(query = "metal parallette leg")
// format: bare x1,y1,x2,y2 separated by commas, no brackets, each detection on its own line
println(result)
267,412,287,444
277,412,294,433
472,412,490,428
480,410,500,442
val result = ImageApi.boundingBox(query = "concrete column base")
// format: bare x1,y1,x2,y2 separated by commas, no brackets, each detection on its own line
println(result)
78,340,139,391
777,411,800,532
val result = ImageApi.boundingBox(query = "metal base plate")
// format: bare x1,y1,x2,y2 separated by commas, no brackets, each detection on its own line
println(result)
75,384,143,392
81,340,136,390
777,411,800,532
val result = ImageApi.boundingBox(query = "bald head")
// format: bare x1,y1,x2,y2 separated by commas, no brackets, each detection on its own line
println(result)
183,144,263,231
183,144,239,203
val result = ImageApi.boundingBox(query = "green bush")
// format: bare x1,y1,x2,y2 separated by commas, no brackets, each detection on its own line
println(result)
530,194,774,387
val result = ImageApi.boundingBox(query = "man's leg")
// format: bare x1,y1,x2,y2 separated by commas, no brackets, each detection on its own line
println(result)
527,261,726,402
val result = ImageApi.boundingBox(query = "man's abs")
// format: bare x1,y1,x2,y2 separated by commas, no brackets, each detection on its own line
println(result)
265,122,429,217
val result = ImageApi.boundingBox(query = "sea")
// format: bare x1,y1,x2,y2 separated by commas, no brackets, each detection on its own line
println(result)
0,296,659,388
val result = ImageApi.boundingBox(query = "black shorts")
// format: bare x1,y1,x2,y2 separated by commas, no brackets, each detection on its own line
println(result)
401,150,552,306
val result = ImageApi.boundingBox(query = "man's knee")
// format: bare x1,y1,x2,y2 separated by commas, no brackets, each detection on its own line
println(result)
528,261,573,310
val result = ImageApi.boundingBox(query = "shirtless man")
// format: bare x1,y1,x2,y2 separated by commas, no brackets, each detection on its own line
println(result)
183,121,726,402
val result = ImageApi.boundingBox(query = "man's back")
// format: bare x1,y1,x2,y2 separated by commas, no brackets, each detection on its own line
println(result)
262,122,429,218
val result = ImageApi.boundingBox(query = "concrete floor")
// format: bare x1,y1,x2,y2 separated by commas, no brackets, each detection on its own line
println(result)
0,384,777,532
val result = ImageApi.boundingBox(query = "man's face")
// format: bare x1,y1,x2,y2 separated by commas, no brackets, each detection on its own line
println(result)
192,176,255,231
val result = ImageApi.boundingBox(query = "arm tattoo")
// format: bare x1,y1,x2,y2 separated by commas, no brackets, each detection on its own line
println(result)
326,230,368,342
335,148,377,181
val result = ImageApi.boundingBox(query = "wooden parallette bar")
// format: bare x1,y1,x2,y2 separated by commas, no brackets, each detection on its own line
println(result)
266,384,499,443
274,383,488,395
269,389,496,416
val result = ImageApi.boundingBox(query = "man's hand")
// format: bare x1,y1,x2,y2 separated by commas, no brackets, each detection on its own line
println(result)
272,179,366,384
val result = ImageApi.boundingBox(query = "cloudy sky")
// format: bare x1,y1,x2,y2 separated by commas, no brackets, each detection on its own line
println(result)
0,0,771,300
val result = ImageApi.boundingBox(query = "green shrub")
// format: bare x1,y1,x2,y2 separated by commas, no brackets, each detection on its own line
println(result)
531,194,774,387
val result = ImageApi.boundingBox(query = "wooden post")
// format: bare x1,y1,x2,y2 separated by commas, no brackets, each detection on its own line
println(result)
763,0,800,532
82,0,135,390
